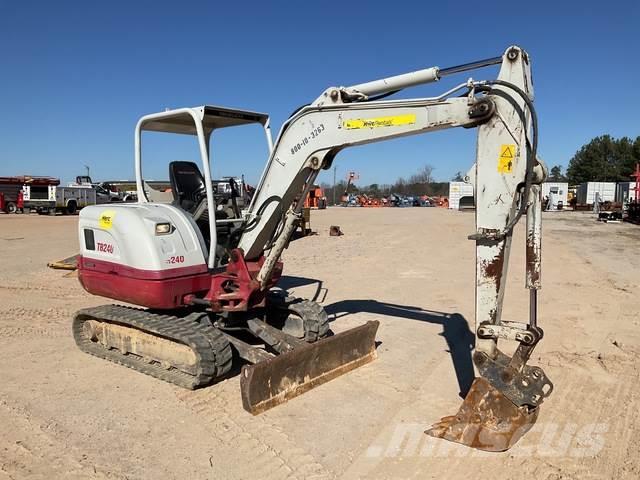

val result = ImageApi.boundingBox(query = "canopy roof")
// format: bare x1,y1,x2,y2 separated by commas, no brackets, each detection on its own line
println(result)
140,105,269,136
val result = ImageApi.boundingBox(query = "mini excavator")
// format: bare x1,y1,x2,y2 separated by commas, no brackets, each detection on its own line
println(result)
74,45,553,451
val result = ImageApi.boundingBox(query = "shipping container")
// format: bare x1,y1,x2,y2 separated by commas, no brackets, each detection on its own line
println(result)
541,182,568,210
448,182,474,210
576,182,616,204
615,182,639,204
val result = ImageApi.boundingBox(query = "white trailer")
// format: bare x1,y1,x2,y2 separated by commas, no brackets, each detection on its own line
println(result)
616,182,639,204
541,182,568,210
576,182,616,204
448,181,474,209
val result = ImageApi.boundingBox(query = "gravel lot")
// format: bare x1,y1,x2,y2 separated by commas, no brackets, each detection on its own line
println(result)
1,208,639,479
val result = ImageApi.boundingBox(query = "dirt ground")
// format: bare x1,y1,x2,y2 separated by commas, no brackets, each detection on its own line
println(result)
1,208,639,480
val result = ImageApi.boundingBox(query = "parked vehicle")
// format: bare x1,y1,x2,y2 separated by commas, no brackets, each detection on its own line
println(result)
24,184,113,215
69,176,123,202
1,176,59,214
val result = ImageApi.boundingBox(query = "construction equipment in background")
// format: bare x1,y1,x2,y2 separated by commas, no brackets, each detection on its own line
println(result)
632,164,640,203
428,195,448,207
304,185,327,209
296,207,312,236
622,164,640,224
356,194,381,207
627,201,640,224
598,211,623,223
542,182,568,211
341,171,359,205
73,45,552,452
449,181,474,210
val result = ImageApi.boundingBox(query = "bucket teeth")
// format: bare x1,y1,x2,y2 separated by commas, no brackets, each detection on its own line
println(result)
425,377,539,452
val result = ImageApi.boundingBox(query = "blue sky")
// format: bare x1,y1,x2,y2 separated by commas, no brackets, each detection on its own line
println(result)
1,1,638,186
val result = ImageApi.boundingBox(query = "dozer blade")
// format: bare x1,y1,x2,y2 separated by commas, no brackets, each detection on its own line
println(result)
425,377,538,452
241,320,379,414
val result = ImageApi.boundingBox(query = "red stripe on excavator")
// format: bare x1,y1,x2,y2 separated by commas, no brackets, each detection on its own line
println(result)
78,256,211,309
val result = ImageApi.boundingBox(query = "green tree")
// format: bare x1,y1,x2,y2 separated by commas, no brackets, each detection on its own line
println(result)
566,135,640,184
451,171,464,181
548,165,566,181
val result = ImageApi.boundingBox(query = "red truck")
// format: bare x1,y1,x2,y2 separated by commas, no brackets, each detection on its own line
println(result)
0,176,60,213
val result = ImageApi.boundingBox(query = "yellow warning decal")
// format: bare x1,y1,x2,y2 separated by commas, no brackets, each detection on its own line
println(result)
344,114,416,130
498,144,517,174
99,210,116,229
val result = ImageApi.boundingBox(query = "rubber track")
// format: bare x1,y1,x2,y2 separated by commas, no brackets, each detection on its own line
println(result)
73,305,232,389
285,299,330,342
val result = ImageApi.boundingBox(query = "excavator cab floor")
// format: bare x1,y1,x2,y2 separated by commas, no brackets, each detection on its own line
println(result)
425,377,538,452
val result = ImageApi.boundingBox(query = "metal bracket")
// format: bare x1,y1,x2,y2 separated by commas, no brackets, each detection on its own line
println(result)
468,227,505,241
247,318,305,353
473,349,553,407
477,321,540,345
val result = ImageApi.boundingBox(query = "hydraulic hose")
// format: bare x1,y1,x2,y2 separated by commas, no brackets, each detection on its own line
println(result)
479,79,538,237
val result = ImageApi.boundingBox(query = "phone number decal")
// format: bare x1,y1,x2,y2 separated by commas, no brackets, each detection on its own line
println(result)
290,123,325,155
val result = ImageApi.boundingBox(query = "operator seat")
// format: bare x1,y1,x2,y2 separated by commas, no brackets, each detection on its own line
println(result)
169,161,207,215
169,161,241,264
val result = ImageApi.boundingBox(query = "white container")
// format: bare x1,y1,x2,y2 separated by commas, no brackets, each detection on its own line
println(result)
616,182,639,204
541,182,568,210
576,182,616,204
448,182,474,209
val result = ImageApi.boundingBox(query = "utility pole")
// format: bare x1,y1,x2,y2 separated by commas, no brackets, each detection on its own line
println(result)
332,165,337,206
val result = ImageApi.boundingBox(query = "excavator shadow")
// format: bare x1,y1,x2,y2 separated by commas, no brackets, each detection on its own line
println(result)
324,299,476,399
276,275,327,303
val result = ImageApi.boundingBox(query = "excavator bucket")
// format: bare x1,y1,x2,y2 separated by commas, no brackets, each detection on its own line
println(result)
240,320,379,414
425,377,538,452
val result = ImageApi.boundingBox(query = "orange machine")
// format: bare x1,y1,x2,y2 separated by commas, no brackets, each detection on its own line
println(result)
357,194,381,207
304,185,327,209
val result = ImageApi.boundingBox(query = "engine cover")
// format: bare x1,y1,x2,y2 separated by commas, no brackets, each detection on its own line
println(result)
77,203,211,308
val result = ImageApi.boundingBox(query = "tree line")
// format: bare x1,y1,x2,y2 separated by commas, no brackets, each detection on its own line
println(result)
553,135,640,184
321,164,451,205
320,134,640,204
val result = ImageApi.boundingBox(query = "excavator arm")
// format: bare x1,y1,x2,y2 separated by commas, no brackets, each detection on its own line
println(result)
238,45,553,451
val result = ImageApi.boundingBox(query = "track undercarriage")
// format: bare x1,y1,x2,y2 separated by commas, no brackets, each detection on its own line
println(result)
73,294,379,413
